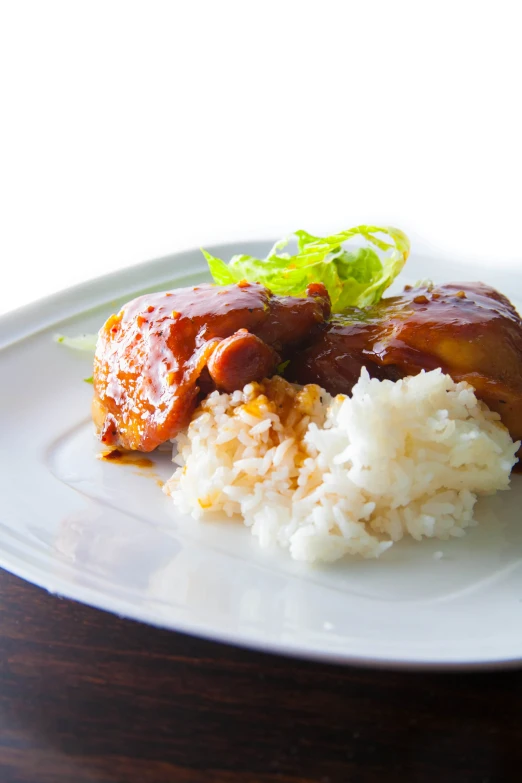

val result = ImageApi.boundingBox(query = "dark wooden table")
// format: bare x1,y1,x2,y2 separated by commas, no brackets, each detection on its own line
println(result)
1,569,521,783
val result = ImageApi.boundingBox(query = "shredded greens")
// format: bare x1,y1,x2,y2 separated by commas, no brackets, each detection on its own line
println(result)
276,359,290,376
55,333,98,352
203,225,409,311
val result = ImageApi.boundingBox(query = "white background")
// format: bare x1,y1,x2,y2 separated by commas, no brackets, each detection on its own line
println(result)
0,0,520,316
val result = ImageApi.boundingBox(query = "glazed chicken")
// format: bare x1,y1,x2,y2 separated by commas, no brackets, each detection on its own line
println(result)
93,281,330,451
287,281,522,453
93,277,522,457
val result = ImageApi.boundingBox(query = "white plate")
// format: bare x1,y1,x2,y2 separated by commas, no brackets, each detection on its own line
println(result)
1,240,522,670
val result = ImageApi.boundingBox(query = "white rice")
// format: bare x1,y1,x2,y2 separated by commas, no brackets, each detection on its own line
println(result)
163,369,519,562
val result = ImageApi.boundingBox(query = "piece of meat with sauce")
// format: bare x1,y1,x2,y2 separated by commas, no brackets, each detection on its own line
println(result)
287,282,522,454
93,281,330,451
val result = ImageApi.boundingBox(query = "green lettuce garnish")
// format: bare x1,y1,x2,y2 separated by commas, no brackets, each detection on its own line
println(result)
55,333,98,352
203,225,409,311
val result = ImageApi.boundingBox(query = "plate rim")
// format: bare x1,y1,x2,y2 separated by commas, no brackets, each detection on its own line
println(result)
2,542,522,673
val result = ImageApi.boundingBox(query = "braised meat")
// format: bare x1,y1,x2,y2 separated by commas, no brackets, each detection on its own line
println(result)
287,282,522,451
93,275,522,457
93,281,330,451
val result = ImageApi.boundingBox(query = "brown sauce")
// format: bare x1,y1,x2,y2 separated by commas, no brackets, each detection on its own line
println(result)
98,449,155,469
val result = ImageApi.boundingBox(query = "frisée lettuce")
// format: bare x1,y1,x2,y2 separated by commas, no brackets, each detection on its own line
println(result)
203,225,409,311
55,333,98,352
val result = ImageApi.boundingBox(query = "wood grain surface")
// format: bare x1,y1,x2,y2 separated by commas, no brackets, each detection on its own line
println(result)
0,567,521,783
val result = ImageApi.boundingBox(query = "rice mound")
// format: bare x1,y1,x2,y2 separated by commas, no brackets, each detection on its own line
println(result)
163,369,519,562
